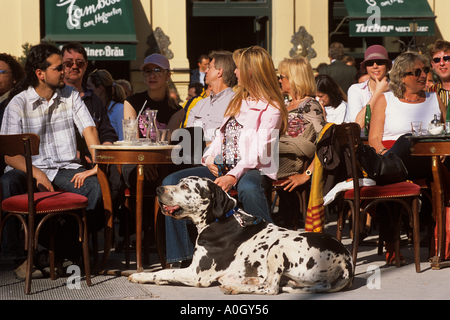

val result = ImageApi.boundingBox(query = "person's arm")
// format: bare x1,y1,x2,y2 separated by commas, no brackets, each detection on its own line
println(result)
71,126,101,188
281,161,314,192
368,94,388,155
354,77,389,129
5,155,54,192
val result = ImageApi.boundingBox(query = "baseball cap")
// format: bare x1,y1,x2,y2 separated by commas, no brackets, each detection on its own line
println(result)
360,45,392,71
140,53,170,71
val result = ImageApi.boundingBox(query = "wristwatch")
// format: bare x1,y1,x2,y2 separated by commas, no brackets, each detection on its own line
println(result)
305,170,312,176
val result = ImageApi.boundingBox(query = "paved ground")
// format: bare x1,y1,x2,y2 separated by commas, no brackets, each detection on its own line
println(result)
1,214,450,303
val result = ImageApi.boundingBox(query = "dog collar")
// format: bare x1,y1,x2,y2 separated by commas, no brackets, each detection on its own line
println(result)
233,211,263,228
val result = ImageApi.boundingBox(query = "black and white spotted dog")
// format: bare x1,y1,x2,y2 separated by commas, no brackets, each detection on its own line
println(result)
128,177,354,294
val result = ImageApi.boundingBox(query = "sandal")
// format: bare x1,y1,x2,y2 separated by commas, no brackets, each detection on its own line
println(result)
385,251,406,266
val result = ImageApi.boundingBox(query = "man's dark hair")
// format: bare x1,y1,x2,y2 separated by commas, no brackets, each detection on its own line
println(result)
61,42,88,61
8,43,60,101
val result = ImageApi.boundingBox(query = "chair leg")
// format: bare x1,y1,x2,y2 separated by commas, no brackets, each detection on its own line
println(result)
412,197,421,273
124,195,131,269
82,209,91,286
154,197,169,269
49,218,57,280
25,223,34,295
352,206,360,268
336,209,343,241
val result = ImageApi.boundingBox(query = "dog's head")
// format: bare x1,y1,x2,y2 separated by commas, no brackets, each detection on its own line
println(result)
157,176,237,227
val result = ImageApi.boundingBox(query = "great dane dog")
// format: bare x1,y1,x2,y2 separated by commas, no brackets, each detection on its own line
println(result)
128,177,354,294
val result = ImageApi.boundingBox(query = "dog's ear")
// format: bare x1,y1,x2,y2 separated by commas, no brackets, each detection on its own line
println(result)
208,180,237,218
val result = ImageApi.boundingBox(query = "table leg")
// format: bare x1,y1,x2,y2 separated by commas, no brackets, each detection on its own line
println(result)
96,164,113,270
136,164,145,273
430,156,448,269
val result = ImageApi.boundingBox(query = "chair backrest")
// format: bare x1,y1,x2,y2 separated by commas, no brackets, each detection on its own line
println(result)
0,133,40,158
0,133,40,215
334,123,362,211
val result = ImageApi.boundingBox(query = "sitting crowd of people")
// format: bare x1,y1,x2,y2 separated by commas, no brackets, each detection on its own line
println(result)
1,38,450,276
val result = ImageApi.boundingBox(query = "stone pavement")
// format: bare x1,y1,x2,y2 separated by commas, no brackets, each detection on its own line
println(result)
1,216,450,302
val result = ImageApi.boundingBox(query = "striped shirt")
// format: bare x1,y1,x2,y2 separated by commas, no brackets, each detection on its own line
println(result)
428,82,449,108
0,86,95,181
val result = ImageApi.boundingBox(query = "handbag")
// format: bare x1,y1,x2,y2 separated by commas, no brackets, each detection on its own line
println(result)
356,143,408,185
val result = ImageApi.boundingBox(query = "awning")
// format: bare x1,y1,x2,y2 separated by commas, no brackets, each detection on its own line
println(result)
43,0,137,60
344,0,436,37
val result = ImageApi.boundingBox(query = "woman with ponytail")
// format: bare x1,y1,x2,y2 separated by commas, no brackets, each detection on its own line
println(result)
87,69,126,140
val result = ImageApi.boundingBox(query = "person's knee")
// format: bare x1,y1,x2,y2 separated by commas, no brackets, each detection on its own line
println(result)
162,172,181,186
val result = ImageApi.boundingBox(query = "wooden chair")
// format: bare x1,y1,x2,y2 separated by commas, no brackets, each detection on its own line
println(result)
334,123,422,272
0,134,91,294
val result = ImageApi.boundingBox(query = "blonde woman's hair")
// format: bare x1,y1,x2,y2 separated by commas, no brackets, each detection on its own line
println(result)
227,46,288,135
388,52,429,99
278,57,316,100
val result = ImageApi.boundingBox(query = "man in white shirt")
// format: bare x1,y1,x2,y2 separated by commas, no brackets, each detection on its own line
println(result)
186,50,237,143
0,44,102,278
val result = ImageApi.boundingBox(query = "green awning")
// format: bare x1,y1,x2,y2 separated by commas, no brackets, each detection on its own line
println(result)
344,0,436,37
43,0,137,60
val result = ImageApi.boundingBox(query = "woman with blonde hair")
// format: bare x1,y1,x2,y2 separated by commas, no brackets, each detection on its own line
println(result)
88,69,126,140
277,57,325,188
369,51,446,265
276,56,326,228
161,46,286,266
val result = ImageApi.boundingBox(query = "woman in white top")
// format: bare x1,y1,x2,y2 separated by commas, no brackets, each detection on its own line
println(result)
345,45,392,132
370,51,445,161
315,74,347,124
369,51,446,266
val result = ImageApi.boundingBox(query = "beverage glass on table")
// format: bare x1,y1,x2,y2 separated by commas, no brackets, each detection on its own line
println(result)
123,118,138,142
159,129,170,146
411,121,422,136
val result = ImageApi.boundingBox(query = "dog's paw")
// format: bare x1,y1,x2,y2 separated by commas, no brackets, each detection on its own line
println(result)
242,277,260,285
128,273,150,284
220,285,238,295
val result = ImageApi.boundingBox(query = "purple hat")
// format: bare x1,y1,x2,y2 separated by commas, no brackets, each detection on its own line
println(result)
360,45,392,71
140,53,170,71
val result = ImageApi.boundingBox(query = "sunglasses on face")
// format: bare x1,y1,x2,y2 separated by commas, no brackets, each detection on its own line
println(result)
143,68,166,77
404,66,431,77
47,64,65,72
365,59,388,67
0,70,11,77
64,60,86,69
432,55,450,64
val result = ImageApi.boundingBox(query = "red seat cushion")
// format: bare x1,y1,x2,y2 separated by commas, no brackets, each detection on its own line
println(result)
2,192,88,215
272,179,289,188
344,181,421,200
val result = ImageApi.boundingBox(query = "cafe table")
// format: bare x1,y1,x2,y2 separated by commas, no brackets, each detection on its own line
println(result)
409,135,450,270
91,142,181,272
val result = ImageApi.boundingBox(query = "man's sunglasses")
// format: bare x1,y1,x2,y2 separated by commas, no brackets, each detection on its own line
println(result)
404,66,431,77
64,60,86,69
432,56,450,64
365,59,388,67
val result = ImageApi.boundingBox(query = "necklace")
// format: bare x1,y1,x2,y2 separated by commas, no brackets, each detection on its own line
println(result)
402,94,422,103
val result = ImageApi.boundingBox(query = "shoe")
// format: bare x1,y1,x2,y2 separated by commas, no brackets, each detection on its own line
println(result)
14,260,44,280
385,251,406,266
170,259,192,269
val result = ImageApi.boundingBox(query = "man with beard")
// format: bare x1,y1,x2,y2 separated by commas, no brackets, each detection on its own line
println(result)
0,43,103,279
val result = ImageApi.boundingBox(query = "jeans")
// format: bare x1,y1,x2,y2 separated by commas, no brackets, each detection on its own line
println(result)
162,166,272,263
1,167,103,260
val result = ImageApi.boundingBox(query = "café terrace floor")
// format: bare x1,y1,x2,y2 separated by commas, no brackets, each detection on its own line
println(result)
1,211,450,301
